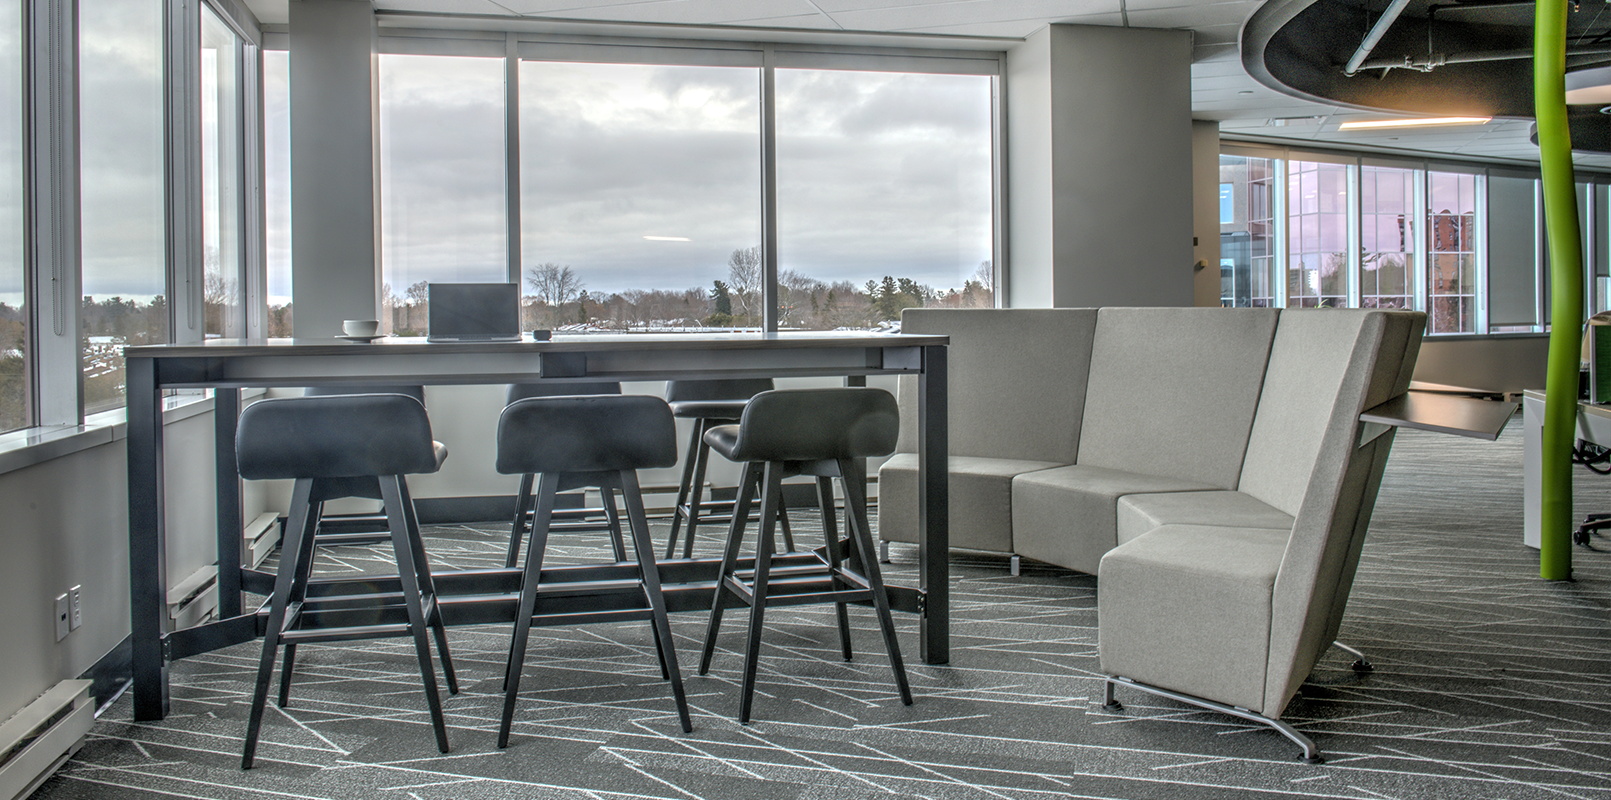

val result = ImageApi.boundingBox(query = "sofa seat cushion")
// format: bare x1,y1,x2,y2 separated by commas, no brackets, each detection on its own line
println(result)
1098,523,1290,714
1116,490,1294,547
878,453,1067,553
1010,465,1215,575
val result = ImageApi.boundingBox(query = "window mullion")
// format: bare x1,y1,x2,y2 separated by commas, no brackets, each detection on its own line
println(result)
166,0,203,345
1413,169,1428,313
760,46,778,332
504,32,520,286
1273,158,1288,308
1347,162,1361,308
27,0,82,425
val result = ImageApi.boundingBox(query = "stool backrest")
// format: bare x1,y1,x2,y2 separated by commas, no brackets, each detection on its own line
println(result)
665,378,773,404
496,395,677,475
238,393,440,480
506,381,621,405
730,388,899,462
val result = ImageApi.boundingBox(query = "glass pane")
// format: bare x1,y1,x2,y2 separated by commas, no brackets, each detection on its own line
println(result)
1427,171,1478,333
379,54,505,334
1220,154,1277,308
1287,161,1346,308
776,69,994,329
200,6,241,338
0,0,23,431
1359,166,1416,313
80,0,166,413
264,49,291,336
519,60,759,331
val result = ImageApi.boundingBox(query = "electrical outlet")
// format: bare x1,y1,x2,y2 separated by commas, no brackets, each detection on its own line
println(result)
69,585,82,630
54,593,70,641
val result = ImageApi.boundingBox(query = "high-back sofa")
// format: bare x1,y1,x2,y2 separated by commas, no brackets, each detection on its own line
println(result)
879,307,1425,761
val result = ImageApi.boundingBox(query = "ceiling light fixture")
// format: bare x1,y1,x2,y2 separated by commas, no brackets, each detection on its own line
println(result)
1337,116,1491,130
1566,65,1611,105
642,235,691,242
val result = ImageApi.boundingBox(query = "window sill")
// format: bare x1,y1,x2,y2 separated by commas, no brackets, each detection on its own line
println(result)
0,388,267,477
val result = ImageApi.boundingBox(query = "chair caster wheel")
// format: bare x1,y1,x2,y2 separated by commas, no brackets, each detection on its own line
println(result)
1350,658,1373,674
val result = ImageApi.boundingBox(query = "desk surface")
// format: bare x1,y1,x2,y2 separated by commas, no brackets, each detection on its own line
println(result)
1359,390,1517,440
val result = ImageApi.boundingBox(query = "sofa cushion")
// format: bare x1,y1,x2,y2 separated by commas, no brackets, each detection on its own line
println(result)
896,309,1098,463
1116,490,1294,546
878,453,1066,553
1077,308,1279,489
1098,523,1291,713
1011,465,1215,574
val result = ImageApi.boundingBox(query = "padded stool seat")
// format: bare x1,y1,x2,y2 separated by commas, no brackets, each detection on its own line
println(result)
236,392,456,768
495,394,693,747
665,379,789,558
698,387,912,722
502,382,625,567
298,385,443,545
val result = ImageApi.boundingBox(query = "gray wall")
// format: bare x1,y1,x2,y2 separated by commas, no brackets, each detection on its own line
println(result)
1006,24,1195,309
290,0,379,338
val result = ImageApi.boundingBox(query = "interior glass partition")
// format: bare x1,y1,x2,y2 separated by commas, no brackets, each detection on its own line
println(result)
200,5,242,339
264,48,290,336
378,54,506,335
79,0,167,412
1286,160,1348,308
1428,171,1479,334
0,0,23,432
518,60,760,331
1358,165,1416,310
774,68,993,329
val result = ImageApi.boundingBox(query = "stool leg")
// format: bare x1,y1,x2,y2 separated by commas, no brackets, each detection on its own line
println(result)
500,472,558,748
277,500,321,708
602,486,628,562
817,476,852,662
839,459,912,706
738,462,785,724
379,476,450,754
243,478,315,769
699,461,759,676
665,420,703,558
618,470,693,733
777,492,796,554
398,478,457,696
506,473,535,569
682,420,715,559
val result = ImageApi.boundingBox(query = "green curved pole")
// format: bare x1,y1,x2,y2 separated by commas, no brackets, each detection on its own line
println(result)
1536,0,1582,581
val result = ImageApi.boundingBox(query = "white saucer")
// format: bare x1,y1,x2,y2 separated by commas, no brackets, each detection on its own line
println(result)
336,334,384,342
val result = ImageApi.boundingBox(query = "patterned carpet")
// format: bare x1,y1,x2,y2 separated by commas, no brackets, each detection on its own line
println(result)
29,420,1611,799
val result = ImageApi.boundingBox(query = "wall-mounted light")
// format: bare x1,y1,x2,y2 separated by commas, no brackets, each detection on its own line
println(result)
1337,116,1491,130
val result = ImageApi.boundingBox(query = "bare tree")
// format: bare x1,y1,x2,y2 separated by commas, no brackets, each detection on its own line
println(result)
973,260,994,292
726,246,762,322
525,263,584,327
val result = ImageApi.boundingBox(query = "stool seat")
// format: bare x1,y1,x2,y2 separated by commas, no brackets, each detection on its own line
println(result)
667,398,748,419
238,393,443,480
702,388,900,463
664,378,778,559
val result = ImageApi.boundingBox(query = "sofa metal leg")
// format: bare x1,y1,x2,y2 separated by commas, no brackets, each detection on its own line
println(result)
1102,678,1123,711
1105,675,1324,764
1332,640,1373,673
1010,555,1020,577
879,540,890,563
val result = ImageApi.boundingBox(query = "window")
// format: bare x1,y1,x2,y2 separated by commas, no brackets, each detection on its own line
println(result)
0,0,23,432
378,54,506,335
1359,165,1415,310
80,0,167,413
264,48,290,336
1287,161,1348,308
1218,154,1276,307
201,5,243,339
775,68,994,328
1428,171,1479,334
518,60,760,331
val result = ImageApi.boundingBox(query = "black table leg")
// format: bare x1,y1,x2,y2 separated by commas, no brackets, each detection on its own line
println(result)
127,357,169,721
215,388,243,619
918,344,948,664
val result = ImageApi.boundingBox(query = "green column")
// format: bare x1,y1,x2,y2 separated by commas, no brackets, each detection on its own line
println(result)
1536,0,1582,581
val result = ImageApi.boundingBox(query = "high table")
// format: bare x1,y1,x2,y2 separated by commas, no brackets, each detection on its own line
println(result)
1522,389,1611,549
125,332,949,722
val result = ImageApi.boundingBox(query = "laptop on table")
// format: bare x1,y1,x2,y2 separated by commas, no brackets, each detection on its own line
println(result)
426,283,522,343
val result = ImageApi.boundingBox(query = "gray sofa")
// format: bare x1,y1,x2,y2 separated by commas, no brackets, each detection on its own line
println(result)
879,306,1424,761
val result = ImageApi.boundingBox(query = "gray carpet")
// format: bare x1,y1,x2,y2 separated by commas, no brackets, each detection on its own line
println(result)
29,420,1611,799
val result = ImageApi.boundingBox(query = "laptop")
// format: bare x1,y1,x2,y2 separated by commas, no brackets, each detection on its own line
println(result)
426,283,522,342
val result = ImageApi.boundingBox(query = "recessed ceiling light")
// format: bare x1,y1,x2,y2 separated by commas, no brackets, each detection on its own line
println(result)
642,236,691,242
1337,117,1491,130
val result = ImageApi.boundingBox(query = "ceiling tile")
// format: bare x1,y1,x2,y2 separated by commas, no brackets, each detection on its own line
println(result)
832,0,1112,32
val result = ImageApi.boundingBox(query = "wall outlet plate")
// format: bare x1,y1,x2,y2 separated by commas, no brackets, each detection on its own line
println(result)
69,585,82,630
54,593,70,641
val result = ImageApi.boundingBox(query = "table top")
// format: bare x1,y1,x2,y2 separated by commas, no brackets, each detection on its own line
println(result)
1359,390,1517,441
125,330,948,358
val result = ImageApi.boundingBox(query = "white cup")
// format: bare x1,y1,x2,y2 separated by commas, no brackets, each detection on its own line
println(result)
342,319,380,337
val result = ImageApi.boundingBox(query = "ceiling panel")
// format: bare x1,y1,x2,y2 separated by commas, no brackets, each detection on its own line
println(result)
830,0,1113,31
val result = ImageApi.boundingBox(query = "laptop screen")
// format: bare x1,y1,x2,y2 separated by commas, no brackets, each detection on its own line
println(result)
427,283,521,341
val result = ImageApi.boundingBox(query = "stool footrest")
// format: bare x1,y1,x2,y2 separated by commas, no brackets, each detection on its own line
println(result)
280,622,414,644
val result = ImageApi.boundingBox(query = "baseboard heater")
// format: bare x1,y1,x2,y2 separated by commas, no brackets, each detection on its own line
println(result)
0,680,93,800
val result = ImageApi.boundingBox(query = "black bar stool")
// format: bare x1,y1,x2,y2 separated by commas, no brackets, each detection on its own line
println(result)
503,382,625,568
495,394,693,747
697,387,913,723
236,393,456,768
664,378,793,558
299,385,430,548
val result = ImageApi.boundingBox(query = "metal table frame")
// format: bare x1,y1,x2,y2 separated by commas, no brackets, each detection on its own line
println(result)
124,332,948,722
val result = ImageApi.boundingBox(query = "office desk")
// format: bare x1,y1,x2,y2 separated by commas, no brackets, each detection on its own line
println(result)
124,332,949,722
1522,390,1611,549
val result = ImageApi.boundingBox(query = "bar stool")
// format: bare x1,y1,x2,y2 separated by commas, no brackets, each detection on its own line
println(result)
300,385,429,548
503,381,625,568
236,393,456,768
664,378,792,558
495,394,693,747
697,387,912,723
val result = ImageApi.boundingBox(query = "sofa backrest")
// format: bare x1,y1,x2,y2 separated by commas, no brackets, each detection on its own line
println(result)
1076,307,1280,489
896,308,1097,463
1255,309,1423,715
